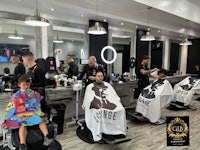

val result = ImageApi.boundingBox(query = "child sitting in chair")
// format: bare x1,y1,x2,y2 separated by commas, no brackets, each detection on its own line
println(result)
2,74,53,150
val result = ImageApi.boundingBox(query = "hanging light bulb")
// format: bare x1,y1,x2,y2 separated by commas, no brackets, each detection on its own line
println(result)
179,20,192,46
53,35,64,43
88,0,107,35
140,7,155,41
8,22,24,40
25,0,50,26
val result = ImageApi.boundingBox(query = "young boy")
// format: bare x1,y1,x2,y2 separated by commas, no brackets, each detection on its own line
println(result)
2,74,53,150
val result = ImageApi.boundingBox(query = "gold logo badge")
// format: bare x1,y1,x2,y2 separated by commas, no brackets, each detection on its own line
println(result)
167,117,189,138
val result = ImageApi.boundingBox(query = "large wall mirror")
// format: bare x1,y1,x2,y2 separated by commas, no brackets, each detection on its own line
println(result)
0,17,88,74
112,32,131,75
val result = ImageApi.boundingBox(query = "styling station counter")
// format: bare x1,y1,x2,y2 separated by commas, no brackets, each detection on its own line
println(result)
112,81,138,107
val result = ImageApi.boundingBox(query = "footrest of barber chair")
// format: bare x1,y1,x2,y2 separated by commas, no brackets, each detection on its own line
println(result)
168,101,196,111
153,118,166,125
126,108,149,122
101,134,132,144
12,125,44,149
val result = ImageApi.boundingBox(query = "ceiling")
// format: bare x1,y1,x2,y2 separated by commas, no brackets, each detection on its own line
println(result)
0,0,200,41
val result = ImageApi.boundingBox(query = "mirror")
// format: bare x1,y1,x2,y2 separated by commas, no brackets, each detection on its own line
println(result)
112,33,131,75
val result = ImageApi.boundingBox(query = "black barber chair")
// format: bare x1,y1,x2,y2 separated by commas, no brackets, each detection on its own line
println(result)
76,123,131,144
8,88,61,150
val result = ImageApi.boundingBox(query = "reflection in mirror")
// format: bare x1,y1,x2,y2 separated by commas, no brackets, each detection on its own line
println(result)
52,26,87,73
112,33,131,75
0,18,35,74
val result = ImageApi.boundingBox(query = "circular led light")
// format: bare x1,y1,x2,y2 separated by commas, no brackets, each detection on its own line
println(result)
101,46,117,64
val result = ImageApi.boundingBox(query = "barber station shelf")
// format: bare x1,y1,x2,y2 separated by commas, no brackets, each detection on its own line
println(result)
45,87,75,103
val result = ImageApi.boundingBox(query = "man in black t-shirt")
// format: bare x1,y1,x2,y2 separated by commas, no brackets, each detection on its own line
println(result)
65,56,78,78
22,51,46,87
136,55,158,97
11,54,26,88
78,56,105,86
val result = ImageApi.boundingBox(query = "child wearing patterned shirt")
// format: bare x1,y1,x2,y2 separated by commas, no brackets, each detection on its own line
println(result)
2,74,53,150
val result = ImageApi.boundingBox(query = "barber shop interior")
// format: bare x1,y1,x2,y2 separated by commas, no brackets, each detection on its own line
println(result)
1,0,200,150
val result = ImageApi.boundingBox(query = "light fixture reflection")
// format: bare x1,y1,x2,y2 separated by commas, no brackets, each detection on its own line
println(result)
53,35,64,43
179,38,192,46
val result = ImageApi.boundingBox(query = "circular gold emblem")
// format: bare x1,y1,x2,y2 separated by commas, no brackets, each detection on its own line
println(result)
167,117,189,138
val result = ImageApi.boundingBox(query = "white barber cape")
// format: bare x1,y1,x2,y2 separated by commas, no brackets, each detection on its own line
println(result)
136,78,173,123
83,81,126,141
173,76,200,106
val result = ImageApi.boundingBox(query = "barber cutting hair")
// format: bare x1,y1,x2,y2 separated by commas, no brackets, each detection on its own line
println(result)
78,56,105,86
136,55,158,97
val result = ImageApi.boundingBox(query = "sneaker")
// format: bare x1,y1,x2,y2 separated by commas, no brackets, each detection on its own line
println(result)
43,134,54,146
18,144,27,150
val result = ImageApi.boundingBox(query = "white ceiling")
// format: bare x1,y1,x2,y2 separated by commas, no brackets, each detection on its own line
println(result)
0,0,200,40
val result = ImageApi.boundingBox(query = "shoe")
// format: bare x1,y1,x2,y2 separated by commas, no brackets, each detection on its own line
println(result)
43,134,54,146
18,144,27,150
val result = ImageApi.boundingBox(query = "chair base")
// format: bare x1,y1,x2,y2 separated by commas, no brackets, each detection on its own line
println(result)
168,101,196,111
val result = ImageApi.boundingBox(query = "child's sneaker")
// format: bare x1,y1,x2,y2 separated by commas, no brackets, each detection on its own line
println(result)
18,144,27,150
43,134,54,146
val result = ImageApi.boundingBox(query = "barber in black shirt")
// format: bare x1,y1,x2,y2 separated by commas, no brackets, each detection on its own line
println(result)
22,51,46,87
11,54,26,88
136,55,158,95
65,56,78,78
78,56,105,86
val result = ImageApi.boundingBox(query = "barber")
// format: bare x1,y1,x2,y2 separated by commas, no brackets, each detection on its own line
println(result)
78,56,105,86
11,54,26,88
65,56,78,78
22,51,46,87
136,55,158,96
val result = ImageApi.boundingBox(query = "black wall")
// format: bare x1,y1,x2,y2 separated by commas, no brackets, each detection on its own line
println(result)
151,40,163,69
135,29,149,69
187,38,200,74
89,20,108,72
169,42,180,73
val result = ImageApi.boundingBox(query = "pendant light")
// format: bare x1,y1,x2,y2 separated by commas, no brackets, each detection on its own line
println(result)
88,0,106,35
179,20,192,46
53,35,64,43
140,7,155,41
8,22,24,40
25,0,50,26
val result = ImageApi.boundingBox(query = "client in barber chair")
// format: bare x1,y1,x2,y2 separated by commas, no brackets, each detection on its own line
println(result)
83,71,127,142
171,76,200,110
133,69,173,124
2,74,54,150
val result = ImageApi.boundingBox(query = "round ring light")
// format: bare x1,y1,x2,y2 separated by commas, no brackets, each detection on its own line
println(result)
101,46,117,64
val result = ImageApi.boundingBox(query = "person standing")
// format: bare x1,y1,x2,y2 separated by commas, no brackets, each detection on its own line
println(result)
78,56,105,86
11,54,26,88
22,51,46,87
136,55,158,97
65,56,78,78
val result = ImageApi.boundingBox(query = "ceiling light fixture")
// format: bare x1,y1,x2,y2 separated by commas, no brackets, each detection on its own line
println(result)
8,22,24,40
53,35,64,43
88,0,106,35
25,0,50,26
141,7,155,41
179,20,192,46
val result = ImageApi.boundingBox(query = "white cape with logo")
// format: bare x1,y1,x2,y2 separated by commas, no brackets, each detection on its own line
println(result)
83,81,126,141
173,76,200,106
136,79,173,123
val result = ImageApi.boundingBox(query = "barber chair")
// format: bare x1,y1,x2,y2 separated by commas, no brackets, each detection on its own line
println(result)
127,78,173,125
2,87,62,150
168,77,200,111
77,81,132,144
